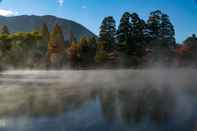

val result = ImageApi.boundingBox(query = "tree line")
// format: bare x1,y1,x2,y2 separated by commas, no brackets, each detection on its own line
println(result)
0,10,196,69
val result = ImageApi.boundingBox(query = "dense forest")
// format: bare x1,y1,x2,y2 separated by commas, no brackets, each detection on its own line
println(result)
0,10,196,69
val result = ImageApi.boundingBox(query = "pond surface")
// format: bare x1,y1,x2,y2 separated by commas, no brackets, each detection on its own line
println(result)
0,69,197,131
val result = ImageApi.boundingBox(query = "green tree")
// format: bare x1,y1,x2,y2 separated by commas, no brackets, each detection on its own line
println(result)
0,34,12,53
116,12,132,51
40,23,49,42
0,25,11,53
78,37,97,66
160,14,176,49
99,16,116,51
130,13,146,57
116,12,147,66
146,11,176,65
95,49,108,64
147,10,162,40
37,24,49,56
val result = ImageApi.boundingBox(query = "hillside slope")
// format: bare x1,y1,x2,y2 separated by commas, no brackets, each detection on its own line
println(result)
0,15,95,40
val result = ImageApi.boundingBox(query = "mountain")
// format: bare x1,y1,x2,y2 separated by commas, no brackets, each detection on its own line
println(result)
0,15,96,40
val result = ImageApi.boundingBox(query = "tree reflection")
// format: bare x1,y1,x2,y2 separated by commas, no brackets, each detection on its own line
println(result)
99,88,117,122
99,85,176,124
0,86,97,117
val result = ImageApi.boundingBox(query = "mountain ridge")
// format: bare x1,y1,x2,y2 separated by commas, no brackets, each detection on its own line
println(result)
0,15,96,40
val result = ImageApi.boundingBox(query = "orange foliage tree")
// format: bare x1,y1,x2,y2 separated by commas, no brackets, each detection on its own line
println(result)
48,24,65,67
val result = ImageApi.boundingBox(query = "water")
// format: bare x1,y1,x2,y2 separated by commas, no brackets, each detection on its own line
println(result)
0,69,197,131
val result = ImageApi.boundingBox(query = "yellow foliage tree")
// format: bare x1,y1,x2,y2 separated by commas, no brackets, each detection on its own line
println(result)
48,24,65,67
67,41,79,67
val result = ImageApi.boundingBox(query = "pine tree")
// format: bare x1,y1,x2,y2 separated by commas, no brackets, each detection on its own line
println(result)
98,16,116,51
78,37,97,66
147,11,176,65
117,12,147,66
128,12,147,62
160,14,176,48
147,10,162,40
116,12,132,49
130,13,146,50
130,13,145,40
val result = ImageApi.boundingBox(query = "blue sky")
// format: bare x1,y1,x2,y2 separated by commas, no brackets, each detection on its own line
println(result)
0,0,196,43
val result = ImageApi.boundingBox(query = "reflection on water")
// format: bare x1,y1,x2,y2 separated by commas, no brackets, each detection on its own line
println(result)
0,70,196,131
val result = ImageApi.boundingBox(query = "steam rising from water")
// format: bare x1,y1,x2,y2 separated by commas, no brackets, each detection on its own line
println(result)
0,69,196,131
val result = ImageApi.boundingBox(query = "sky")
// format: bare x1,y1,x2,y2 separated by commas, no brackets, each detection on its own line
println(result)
0,0,196,43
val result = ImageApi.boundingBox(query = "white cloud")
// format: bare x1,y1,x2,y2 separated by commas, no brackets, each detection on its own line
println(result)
58,0,64,6
0,9,18,16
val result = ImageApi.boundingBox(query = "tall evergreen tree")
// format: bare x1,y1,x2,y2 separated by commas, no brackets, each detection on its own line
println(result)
78,37,96,66
130,13,145,40
146,11,176,65
160,14,176,48
98,16,116,51
116,12,132,49
128,13,147,62
130,13,146,47
147,10,162,40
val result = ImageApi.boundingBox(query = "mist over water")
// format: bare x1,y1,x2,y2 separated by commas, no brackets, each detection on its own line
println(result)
0,69,197,131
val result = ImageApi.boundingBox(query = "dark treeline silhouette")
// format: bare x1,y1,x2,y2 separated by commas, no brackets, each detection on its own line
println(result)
96,10,176,68
0,10,196,69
